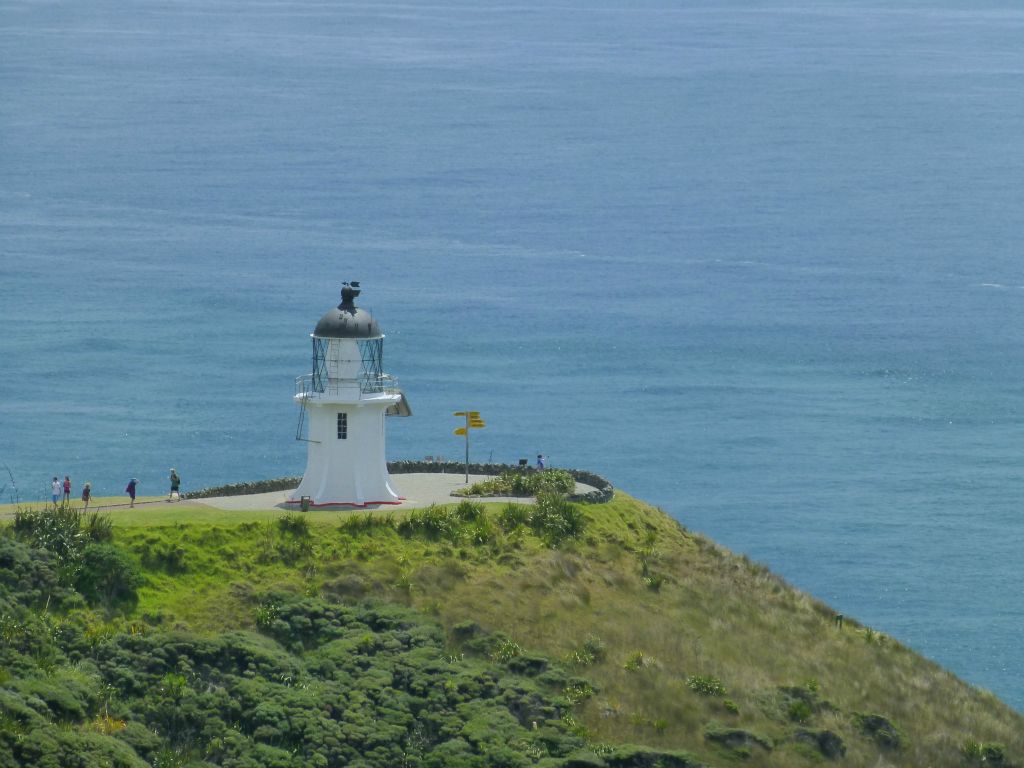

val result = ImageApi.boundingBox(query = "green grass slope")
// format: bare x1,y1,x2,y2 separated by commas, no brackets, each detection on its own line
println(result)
3,492,1022,767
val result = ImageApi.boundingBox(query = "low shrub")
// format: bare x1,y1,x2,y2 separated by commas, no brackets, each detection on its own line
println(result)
498,503,531,531
276,512,310,538
533,469,576,495
453,469,575,498
643,573,665,592
82,513,114,543
963,740,1008,766
466,516,496,546
687,675,726,697
454,500,485,522
490,637,523,663
397,505,464,543
338,513,395,535
564,680,595,704
787,699,812,723
138,540,188,575
566,635,606,667
854,712,903,749
624,651,652,672
531,492,586,546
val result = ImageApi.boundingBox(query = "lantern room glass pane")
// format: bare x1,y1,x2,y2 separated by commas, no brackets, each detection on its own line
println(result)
358,338,384,392
311,338,328,393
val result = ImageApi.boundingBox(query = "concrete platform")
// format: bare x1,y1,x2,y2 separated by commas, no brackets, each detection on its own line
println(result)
194,473,596,512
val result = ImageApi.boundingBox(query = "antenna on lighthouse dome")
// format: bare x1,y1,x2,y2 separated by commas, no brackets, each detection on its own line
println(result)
340,281,361,310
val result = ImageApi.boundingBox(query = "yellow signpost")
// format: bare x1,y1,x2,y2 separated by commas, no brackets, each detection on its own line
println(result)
453,410,486,482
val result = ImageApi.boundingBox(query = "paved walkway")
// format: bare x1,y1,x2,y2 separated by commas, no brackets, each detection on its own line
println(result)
194,473,597,512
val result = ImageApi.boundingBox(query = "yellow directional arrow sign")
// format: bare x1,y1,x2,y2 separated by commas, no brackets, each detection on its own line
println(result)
454,410,486,481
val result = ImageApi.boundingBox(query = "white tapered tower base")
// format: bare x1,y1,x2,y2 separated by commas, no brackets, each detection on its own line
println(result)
288,395,404,507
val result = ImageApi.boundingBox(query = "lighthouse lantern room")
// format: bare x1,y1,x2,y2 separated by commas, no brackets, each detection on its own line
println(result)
289,282,410,507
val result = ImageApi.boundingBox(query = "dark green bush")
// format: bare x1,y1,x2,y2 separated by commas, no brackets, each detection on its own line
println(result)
854,712,903,749
787,699,812,723
11,506,118,586
73,543,143,612
0,537,79,610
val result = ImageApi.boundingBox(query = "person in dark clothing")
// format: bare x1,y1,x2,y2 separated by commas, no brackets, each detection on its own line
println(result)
169,469,180,501
126,478,138,508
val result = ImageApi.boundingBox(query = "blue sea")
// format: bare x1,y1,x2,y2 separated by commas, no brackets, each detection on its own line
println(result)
3,0,1024,710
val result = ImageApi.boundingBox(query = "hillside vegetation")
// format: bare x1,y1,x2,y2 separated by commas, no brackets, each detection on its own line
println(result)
1,492,1022,767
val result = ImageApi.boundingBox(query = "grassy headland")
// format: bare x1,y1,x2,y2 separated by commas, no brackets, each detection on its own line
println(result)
1,491,1021,767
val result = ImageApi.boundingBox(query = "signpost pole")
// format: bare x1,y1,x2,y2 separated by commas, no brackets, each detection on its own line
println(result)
453,411,485,486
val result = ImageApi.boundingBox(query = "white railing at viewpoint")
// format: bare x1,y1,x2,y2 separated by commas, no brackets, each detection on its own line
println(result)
295,373,400,398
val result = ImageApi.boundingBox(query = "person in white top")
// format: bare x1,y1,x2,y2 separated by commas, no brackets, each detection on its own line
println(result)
51,477,61,505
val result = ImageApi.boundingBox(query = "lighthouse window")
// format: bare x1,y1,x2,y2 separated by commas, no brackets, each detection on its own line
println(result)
337,412,348,439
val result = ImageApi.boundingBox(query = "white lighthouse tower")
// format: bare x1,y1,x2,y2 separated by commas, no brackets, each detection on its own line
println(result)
288,282,411,507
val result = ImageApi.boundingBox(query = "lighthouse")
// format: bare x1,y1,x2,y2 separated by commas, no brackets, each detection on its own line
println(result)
289,282,411,507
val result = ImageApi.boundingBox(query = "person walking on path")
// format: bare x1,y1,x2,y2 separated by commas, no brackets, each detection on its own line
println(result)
168,468,180,501
535,454,545,470
126,478,138,508
62,476,71,503
82,482,91,512
51,477,61,505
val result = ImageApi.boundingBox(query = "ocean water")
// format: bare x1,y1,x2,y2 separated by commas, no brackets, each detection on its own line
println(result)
3,0,1024,709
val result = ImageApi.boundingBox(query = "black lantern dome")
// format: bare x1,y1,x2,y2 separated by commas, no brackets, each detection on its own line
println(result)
313,282,381,339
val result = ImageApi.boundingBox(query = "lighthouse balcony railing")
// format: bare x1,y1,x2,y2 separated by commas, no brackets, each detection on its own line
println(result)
295,373,400,399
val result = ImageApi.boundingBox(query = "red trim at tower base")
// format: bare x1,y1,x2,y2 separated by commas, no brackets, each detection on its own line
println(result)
284,498,405,508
